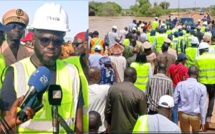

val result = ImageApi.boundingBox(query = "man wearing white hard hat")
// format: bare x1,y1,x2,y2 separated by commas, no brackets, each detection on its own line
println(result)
0,3,86,133
185,36,199,67
89,45,103,69
195,42,215,123
174,65,207,133
133,95,181,132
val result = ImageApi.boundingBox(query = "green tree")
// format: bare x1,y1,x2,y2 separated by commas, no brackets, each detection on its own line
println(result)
159,1,170,10
211,5,215,16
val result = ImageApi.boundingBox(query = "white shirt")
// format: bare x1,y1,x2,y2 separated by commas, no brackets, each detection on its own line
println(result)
109,55,127,82
88,84,110,132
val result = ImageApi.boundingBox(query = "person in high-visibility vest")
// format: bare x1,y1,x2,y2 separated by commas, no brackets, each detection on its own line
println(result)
133,95,181,133
130,52,153,92
0,3,87,133
185,36,199,68
90,31,105,55
178,31,185,53
152,17,159,31
204,26,212,38
195,42,215,123
172,32,180,53
147,30,156,45
153,28,167,53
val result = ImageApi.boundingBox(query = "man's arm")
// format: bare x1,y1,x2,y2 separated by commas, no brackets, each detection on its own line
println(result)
173,84,180,105
200,85,207,125
105,87,112,125
0,67,16,118
138,92,147,115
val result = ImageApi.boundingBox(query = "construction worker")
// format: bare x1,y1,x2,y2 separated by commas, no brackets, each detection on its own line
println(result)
185,37,199,68
90,31,105,55
204,26,212,38
152,17,159,30
201,21,207,34
184,29,192,48
172,32,180,54
195,42,215,123
153,28,167,53
178,31,185,53
133,95,181,132
147,30,156,45
0,3,85,133
0,8,34,66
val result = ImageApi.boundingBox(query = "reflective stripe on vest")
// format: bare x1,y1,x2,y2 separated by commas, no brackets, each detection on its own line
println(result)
64,56,89,132
196,53,215,84
130,62,150,91
133,115,148,133
185,47,198,68
11,57,80,133
0,54,6,88
90,38,104,55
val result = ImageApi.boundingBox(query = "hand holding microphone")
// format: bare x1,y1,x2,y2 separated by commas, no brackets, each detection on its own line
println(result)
18,66,51,122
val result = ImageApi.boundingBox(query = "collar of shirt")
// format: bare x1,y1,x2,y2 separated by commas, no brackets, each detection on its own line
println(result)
155,73,166,77
186,78,197,82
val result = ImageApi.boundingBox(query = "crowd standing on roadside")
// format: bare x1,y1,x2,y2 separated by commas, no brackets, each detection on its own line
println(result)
0,3,215,133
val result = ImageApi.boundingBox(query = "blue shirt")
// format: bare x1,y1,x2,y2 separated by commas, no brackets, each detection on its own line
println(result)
89,53,103,69
174,78,207,124
99,68,116,85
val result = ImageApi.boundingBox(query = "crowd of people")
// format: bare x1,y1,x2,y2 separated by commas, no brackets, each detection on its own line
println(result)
88,14,215,133
0,2,215,133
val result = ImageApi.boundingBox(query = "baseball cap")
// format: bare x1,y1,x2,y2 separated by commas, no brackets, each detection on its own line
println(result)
112,25,117,30
158,95,174,108
0,22,13,32
177,53,188,61
99,56,111,68
94,45,102,50
164,38,172,44
198,42,209,50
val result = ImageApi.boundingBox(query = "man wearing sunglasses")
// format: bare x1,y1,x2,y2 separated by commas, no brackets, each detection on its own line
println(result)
0,3,86,134
0,8,34,66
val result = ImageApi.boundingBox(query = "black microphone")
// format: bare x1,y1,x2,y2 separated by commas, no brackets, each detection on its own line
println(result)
48,85,62,134
19,66,51,122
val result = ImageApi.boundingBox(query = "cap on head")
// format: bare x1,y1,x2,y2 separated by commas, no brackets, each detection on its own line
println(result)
158,95,174,108
203,21,207,26
31,3,70,32
74,32,86,41
190,37,199,44
177,53,188,61
155,17,158,20
164,38,172,44
197,26,201,30
198,19,201,22
112,25,117,30
21,32,33,42
168,34,173,40
198,42,209,50
2,9,29,26
142,41,151,49
177,25,182,29
94,45,102,51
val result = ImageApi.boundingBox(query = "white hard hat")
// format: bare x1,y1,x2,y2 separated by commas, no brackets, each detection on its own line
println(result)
31,3,70,32
155,17,158,19
190,37,199,44
94,45,102,50
203,21,207,26
198,42,209,50
198,19,201,22
177,25,182,29
158,95,174,108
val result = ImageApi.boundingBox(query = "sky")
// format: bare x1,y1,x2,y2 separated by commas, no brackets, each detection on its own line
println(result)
0,0,88,41
89,0,214,9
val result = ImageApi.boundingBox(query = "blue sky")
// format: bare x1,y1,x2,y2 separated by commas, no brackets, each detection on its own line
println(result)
89,0,214,9
0,0,88,41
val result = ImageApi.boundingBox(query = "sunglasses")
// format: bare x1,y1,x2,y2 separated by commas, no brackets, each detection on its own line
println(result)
72,42,84,47
7,23,26,31
34,34,64,47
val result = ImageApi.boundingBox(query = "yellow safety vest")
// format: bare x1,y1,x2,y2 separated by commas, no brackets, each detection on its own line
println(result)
185,47,198,68
195,52,215,84
0,54,6,88
63,56,89,132
133,115,148,133
179,36,185,53
11,57,80,133
155,34,167,52
184,34,192,48
201,26,206,34
148,35,155,45
152,21,159,30
130,62,150,91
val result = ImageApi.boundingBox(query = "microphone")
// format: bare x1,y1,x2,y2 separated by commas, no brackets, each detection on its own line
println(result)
48,85,62,134
18,66,51,122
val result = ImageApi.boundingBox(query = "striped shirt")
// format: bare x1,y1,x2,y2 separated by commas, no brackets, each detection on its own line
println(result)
146,73,173,111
